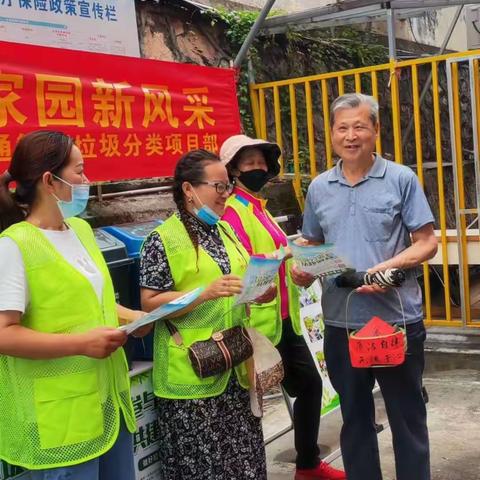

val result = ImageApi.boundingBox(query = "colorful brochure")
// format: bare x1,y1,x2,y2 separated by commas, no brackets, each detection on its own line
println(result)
234,253,284,306
120,287,204,334
289,242,349,277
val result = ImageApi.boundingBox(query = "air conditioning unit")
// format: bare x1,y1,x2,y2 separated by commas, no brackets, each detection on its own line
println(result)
466,5,480,50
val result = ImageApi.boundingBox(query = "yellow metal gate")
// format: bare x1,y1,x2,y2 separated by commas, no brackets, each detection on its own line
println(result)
250,50,480,327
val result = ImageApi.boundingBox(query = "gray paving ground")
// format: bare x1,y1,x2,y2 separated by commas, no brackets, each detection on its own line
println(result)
263,353,480,480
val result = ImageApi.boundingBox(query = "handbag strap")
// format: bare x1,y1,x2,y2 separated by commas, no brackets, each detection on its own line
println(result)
218,223,249,267
165,320,184,346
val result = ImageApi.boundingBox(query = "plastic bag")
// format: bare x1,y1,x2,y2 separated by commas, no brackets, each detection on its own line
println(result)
246,327,284,417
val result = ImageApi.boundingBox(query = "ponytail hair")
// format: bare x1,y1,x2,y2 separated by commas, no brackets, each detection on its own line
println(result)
0,130,74,233
0,170,22,233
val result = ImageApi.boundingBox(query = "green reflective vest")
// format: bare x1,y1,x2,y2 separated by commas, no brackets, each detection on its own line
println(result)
0,218,136,470
151,214,250,399
224,194,301,345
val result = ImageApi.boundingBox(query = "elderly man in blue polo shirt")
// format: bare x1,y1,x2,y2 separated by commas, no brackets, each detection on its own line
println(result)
293,93,438,480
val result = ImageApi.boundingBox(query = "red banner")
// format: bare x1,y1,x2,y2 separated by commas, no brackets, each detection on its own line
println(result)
0,41,242,181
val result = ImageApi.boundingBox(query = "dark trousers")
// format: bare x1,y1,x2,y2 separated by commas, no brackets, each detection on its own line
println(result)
277,317,323,469
324,321,430,480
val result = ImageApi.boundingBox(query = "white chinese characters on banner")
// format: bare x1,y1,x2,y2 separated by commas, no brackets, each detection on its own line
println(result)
130,369,162,480
0,0,140,56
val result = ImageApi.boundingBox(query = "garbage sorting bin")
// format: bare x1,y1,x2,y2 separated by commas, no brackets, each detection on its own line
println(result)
103,220,163,360
93,229,136,366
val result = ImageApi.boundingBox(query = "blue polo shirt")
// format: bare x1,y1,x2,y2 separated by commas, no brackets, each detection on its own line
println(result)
302,155,435,328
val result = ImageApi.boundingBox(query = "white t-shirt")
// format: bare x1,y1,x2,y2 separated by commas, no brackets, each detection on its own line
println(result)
0,228,104,313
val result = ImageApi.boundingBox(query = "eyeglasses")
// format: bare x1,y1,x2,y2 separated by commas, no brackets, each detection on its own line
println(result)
197,181,235,195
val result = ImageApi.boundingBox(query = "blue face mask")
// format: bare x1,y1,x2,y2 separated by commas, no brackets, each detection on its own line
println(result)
193,205,220,226
53,175,90,219
192,190,220,226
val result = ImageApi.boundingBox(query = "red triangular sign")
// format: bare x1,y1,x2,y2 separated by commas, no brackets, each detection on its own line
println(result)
356,316,396,338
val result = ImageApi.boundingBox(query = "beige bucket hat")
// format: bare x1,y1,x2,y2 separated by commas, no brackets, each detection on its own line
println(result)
219,134,281,177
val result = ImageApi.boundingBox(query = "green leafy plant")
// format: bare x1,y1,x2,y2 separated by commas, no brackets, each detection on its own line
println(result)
209,9,260,51
202,8,268,136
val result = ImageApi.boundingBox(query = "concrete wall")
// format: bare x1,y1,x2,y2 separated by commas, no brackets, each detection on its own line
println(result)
366,7,474,53
371,7,470,53
136,1,231,66
400,8,468,52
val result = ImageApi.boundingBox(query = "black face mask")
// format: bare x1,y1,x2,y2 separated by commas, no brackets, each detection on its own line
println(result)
237,169,271,192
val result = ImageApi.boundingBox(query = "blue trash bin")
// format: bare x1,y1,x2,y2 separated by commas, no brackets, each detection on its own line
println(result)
103,220,162,360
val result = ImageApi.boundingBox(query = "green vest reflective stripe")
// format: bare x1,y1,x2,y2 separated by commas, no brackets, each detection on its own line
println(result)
225,194,301,344
151,214,250,399
0,218,136,470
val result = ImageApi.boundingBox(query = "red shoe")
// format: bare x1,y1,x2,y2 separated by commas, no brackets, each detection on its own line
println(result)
295,461,346,480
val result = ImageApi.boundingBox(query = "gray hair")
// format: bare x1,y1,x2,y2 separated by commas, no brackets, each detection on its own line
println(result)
330,93,379,127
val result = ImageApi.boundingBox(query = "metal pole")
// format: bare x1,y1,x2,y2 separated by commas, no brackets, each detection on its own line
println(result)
469,57,480,253
387,6,397,61
402,5,464,150
248,56,262,136
89,185,172,200
233,0,277,69
447,58,467,326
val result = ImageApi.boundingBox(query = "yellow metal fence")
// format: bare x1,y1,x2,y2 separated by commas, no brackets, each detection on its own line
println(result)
250,49,480,328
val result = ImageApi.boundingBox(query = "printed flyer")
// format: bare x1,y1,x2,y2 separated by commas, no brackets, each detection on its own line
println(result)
235,256,283,305
121,287,204,335
290,242,350,278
